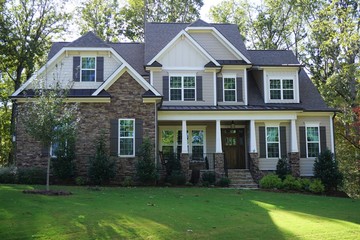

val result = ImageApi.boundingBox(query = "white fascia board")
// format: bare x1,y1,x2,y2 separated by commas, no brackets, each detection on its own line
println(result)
147,30,220,66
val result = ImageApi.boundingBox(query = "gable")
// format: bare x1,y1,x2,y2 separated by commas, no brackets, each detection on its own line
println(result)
189,32,239,60
157,35,211,69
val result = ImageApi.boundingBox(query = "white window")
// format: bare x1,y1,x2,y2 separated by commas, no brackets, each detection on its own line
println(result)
119,119,135,157
266,126,280,158
81,57,96,82
191,130,204,160
170,76,196,101
223,75,236,102
306,125,320,158
269,78,294,100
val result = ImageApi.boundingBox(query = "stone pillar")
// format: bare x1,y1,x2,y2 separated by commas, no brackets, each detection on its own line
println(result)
249,152,262,182
214,153,225,178
289,152,300,177
180,153,190,180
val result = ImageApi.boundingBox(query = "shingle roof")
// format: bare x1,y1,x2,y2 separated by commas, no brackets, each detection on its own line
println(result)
249,50,300,66
48,42,69,59
66,32,110,48
188,19,210,27
17,89,110,98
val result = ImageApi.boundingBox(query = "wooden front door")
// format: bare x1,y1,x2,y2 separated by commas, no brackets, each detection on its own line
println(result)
222,129,246,169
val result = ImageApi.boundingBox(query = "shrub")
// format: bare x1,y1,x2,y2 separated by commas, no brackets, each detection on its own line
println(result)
136,138,158,184
88,134,115,185
217,177,231,187
121,176,134,187
52,137,76,182
202,171,216,185
282,175,302,191
75,176,86,186
0,166,17,183
276,158,291,180
314,149,343,191
167,170,186,185
300,178,312,191
259,174,282,189
17,167,46,184
165,153,182,176
309,179,325,193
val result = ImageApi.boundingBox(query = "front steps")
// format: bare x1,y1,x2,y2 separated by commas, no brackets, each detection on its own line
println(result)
227,169,258,189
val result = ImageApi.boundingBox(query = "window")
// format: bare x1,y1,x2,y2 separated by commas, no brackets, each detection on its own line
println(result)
119,119,135,156
161,130,174,157
306,126,320,158
191,130,204,160
170,76,195,101
223,76,236,102
269,78,294,100
81,57,96,82
50,142,59,158
266,127,280,158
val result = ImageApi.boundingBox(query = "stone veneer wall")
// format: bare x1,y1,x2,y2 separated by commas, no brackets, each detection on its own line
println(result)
249,152,263,182
289,152,300,177
15,72,156,183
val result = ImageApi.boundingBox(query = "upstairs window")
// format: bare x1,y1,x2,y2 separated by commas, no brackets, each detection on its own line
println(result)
269,78,294,100
81,57,96,82
170,76,195,101
223,76,236,102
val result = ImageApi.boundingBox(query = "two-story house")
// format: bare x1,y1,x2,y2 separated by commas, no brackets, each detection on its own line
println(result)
12,19,335,184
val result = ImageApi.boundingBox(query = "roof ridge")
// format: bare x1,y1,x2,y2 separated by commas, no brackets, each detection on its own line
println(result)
248,49,292,51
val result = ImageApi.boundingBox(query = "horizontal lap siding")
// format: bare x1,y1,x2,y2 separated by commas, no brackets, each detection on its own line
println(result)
217,70,245,105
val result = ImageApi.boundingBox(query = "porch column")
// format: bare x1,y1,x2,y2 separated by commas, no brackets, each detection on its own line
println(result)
215,120,222,153
181,120,188,153
250,120,257,152
291,119,298,152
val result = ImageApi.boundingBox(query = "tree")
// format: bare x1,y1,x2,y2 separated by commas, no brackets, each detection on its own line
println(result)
21,83,79,191
136,137,158,184
78,0,123,42
0,0,70,164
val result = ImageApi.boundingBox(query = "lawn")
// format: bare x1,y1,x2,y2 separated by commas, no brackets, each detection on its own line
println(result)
0,185,359,240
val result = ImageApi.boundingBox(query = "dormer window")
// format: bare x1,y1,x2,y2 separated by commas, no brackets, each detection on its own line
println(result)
223,75,236,102
269,79,294,100
265,69,299,103
81,57,96,82
170,75,196,101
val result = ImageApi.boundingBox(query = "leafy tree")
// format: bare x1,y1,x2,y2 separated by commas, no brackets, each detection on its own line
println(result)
20,83,79,191
136,137,158,184
88,133,115,185
78,0,123,42
0,0,70,164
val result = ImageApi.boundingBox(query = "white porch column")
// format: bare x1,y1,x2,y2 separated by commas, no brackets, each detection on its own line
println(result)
181,120,188,153
291,119,298,152
215,120,222,153
250,120,257,152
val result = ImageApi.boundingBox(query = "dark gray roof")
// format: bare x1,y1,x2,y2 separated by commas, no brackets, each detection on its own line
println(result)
66,32,110,48
109,43,147,75
249,50,300,66
16,89,110,98
247,69,333,111
217,60,250,65
48,42,69,59
145,61,162,67
160,105,303,111
144,20,251,63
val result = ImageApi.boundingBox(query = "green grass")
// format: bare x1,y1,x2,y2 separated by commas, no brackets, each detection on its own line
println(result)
0,185,359,240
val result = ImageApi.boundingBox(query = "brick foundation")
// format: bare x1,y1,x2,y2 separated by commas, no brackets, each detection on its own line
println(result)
289,152,300,177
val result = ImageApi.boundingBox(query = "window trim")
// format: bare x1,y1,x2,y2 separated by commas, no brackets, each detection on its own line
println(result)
305,123,320,158
264,69,299,103
169,74,196,101
222,74,237,102
269,78,294,100
80,56,96,82
265,125,280,159
118,118,135,157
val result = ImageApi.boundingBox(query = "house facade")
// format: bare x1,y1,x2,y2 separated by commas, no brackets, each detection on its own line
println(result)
12,20,335,183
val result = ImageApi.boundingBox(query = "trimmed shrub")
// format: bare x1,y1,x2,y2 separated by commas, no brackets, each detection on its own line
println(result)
17,167,46,184
88,134,115,185
136,138,158,185
309,179,325,193
276,158,291,180
259,174,282,189
201,171,216,185
165,153,182,176
0,166,17,183
300,178,312,192
75,176,86,186
121,176,135,187
314,149,343,191
282,175,302,191
167,170,186,185
217,177,231,187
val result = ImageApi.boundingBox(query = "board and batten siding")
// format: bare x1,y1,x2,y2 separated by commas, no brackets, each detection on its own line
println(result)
189,32,238,60
27,51,122,90
217,70,245,105
296,116,331,176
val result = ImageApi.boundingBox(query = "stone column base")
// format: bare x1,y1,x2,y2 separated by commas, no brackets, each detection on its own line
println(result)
180,153,190,180
249,152,263,182
288,152,300,177
214,153,225,178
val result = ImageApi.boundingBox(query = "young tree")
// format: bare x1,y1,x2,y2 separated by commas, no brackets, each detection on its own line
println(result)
21,84,79,191
136,137,158,184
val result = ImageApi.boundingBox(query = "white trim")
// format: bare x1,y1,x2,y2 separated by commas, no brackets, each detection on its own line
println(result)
216,120,222,153
222,74,237,102
118,118,135,157
185,27,251,64
250,120,257,153
150,70,153,85
265,69,299,103
263,69,268,103
169,74,196,101
304,122,320,159
291,119,298,152
213,71,217,106
147,30,220,66
244,69,248,105
329,115,335,153
265,125,281,159
80,56,96,82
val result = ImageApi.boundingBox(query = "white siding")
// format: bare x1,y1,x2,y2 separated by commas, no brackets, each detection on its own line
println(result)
189,32,238,60
27,51,122,90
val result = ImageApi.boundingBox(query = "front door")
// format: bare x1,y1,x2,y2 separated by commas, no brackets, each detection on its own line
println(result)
222,129,246,169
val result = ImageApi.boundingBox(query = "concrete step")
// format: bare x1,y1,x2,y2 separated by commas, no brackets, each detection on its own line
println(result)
226,169,257,188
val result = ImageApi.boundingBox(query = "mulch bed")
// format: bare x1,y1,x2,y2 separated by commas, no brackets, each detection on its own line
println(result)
22,190,72,196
